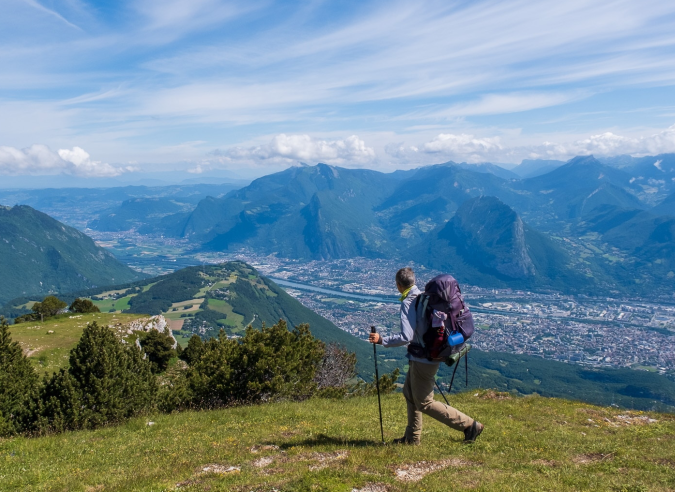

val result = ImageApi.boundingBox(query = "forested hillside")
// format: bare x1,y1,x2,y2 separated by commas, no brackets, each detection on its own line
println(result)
0,205,144,305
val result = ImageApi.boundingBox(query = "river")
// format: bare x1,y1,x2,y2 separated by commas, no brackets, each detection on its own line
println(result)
268,277,399,304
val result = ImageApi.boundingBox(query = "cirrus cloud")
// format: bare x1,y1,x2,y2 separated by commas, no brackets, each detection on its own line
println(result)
0,145,137,177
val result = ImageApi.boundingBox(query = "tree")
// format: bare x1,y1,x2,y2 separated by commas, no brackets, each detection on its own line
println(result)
32,296,67,319
69,298,100,314
35,322,156,433
179,334,204,366
0,316,39,436
138,329,176,374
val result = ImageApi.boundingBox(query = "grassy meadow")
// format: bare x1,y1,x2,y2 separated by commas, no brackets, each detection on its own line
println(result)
1,392,673,491
8,313,149,374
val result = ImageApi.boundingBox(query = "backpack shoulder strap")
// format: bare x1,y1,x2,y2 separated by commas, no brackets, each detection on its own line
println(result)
413,293,430,346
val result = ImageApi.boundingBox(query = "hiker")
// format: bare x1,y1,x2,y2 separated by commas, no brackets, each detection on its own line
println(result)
368,267,484,445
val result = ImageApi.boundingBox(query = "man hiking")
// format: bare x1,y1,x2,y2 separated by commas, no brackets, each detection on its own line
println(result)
368,267,484,445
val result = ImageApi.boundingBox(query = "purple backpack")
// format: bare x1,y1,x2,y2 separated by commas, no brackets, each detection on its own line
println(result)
409,274,474,362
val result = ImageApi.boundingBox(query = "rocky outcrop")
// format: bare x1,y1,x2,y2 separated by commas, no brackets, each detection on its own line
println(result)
126,315,177,349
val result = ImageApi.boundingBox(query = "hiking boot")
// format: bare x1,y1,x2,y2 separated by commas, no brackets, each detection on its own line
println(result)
463,421,484,443
392,436,419,445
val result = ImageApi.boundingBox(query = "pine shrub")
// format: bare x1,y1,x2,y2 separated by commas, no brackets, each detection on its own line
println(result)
138,328,176,374
0,317,39,436
179,334,204,366
187,320,324,407
35,322,156,433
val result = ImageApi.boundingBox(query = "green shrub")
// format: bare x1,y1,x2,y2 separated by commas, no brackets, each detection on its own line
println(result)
187,320,324,407
138,329,176,374
34,322,156,433
69,298,100,314
179,334,204,366
0,316,39,436
350,368,401,397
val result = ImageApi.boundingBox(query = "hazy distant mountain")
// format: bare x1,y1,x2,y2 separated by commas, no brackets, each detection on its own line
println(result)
512,159,565,178
0,183,242,230
89,198,193,232
0,205,144,305
576,204,675,289
598,154,675,205
516,156,644,225
452,161,519,179
652,192,675,217
408,196,596,291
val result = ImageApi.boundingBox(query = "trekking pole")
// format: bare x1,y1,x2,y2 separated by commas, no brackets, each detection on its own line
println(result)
435,380,451,406
447,354,461,392
371,326,385,444
465,351,469,387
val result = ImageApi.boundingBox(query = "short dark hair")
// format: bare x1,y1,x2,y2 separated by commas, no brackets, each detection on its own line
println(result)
395,267,415,289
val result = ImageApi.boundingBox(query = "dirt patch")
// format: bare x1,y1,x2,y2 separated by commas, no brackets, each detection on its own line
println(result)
572,453,614,464
250,444,280,453
655,458,675,468
352,484,389,492
169,318,184,331
394,458,475,482
252,456,275,468
23,347,42,357
200,464,241,475
249,449,349,472
606,414,658,426
475,390,511,400
308,450,349,471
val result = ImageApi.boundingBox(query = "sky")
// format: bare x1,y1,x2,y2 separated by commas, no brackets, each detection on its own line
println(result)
2,0,675,179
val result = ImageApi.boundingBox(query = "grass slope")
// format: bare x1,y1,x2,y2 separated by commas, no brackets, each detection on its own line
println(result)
1,393,674,491
7,313,148,375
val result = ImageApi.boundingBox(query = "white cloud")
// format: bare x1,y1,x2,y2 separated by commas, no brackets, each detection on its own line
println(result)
214,134,376,165
402,133,506,163
397,124,675,165
423,133,503,154
539,124,675,159
0,145,135,177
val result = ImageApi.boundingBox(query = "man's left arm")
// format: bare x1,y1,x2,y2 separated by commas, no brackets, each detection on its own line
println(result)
380,298,416,348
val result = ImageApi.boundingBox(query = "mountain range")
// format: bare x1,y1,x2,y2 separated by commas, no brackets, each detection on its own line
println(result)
128,155,675,294
3,154,674,296
0,205,144,305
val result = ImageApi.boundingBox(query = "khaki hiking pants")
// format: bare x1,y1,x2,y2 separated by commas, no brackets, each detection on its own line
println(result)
402,360,474,443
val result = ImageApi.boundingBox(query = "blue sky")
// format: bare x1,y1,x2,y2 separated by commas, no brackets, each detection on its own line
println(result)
2,0,675,178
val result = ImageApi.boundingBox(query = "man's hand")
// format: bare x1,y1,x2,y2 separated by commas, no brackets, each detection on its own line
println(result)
369,332,382,344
